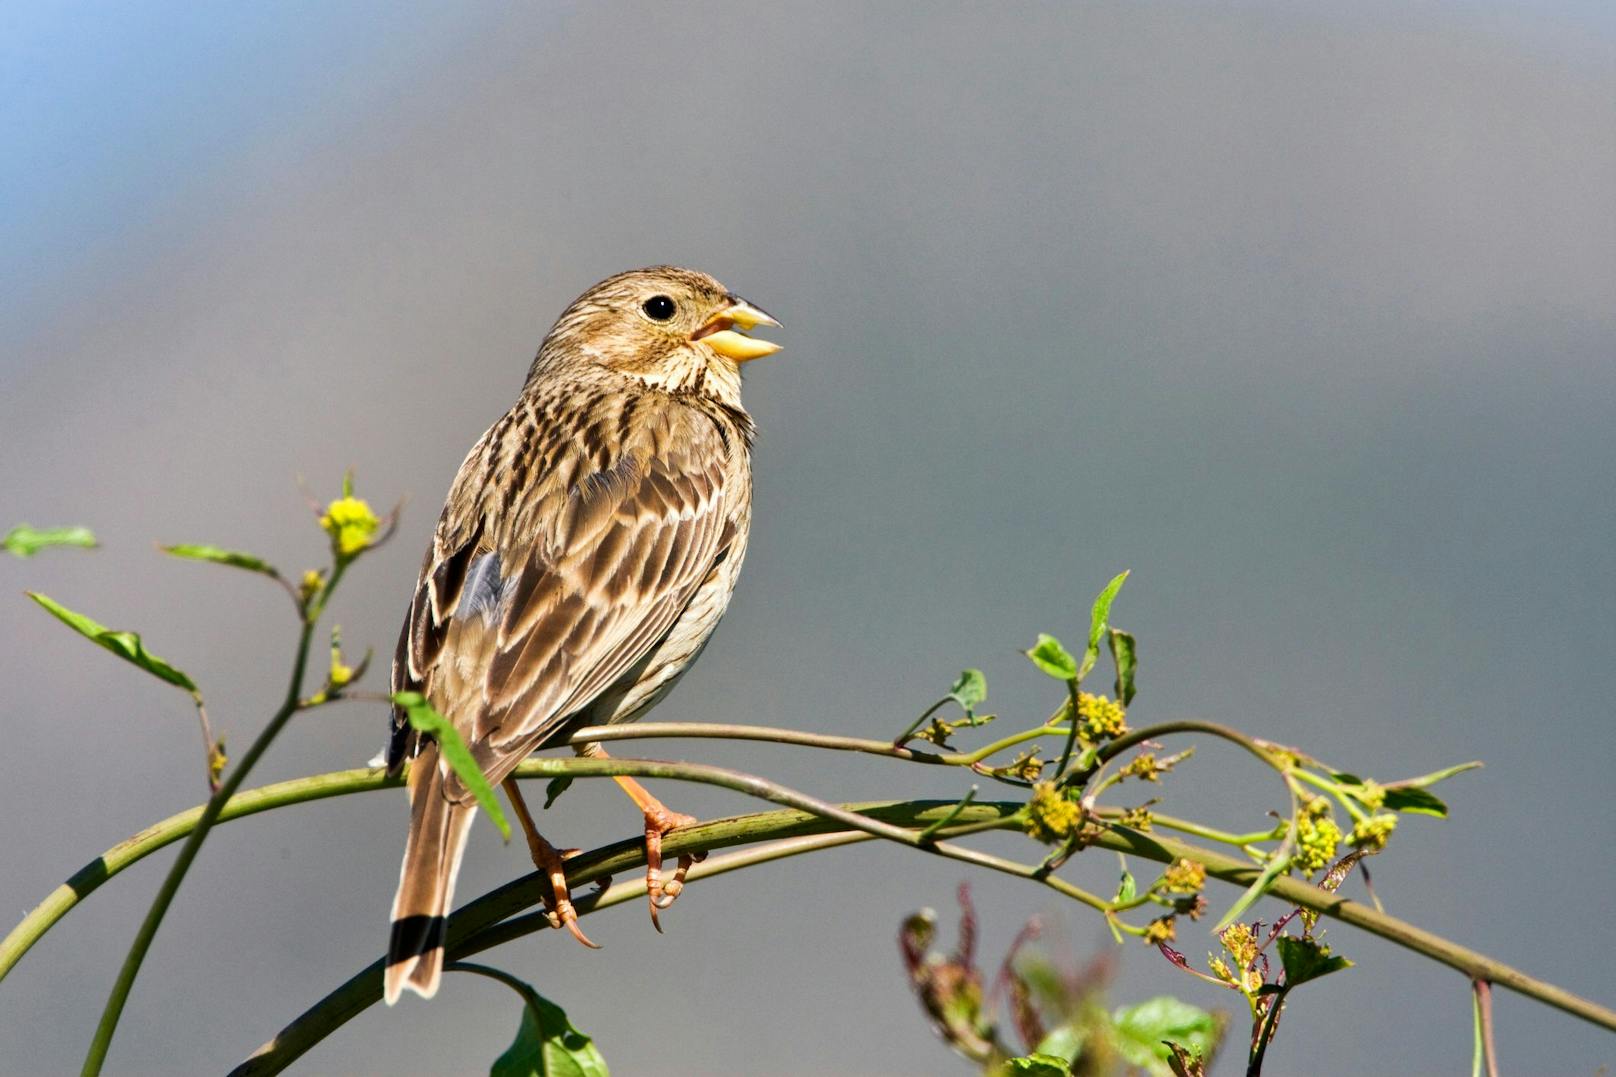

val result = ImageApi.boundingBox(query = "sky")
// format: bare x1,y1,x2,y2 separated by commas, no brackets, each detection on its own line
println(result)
2,2,1613,1074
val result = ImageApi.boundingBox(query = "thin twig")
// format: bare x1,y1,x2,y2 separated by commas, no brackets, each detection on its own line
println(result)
1473,979,1500,1077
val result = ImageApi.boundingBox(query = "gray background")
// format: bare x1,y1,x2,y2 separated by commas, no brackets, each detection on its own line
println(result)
3,2,1612,1074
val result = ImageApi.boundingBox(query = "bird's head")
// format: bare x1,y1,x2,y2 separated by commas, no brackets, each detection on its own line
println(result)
531,266,781,401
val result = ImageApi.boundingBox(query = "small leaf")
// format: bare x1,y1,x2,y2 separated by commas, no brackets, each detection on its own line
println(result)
1003,1054,1072,1076
3,525,98,558
947,668,987,712
394,691,511,841
1027,634,1078,680
1395,760,1483,788
543,776,573,810
160,544,279,579
1115,867,1137,904
453,964,608,1077
1111,995,1222,1072
1164,1040,1209,1077
1276,935,1352,987
1108,627,1137,706
1382,787,1448,818
1078,571,1129,682
27,592,196,692
1329,772,1365,786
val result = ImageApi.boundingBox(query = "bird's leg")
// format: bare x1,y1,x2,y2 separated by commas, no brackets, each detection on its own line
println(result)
577,742,705,931
502,778,600,949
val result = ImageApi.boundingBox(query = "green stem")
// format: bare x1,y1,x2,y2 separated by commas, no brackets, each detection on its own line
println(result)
80,561,346,1075
1147,813,1286,850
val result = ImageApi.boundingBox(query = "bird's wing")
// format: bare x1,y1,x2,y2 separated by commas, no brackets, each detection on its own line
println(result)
390,405,735,796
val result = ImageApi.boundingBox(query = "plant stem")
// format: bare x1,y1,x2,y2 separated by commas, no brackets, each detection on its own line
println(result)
79,562,345,1075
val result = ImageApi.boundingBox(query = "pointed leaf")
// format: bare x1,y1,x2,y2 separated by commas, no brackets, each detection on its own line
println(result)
492,987,609,1077
1116,868,1137,904
27,592,196,692
1392,760,1483,789
1078,571,1129,681
1276,935,1352,987
160,544,279,579
1027,634,1077,680
543,776,573,810
1109,627,1137,706
947,669,987,712
393,691,511,841
1382,787,1448,818
4,525,98,558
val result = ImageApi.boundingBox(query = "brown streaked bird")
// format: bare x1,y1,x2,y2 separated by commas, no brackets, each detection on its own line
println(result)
383,266,780,1004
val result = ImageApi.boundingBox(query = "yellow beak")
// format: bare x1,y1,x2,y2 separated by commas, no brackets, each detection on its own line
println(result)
692,297,783,362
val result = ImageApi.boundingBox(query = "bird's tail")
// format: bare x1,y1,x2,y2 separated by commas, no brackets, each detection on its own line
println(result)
384,742,477,1005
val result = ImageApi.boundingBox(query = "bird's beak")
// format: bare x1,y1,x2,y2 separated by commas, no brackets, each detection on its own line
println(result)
691,296,783,362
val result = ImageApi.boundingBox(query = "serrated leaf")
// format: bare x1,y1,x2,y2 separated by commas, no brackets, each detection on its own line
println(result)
1276,935,1352,987
394,691,511,841
1111,995,1222,1074
160,543,278,579
1003,1054,1071,1076
1077,571,1129,682
27,592,196,692
1382,786,1448,818
1027,634,1078,680
948,669,987,712
1109,628,1137,706
3,525,98,558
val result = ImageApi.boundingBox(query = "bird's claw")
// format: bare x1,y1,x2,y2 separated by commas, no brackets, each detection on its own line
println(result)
643,807,703,931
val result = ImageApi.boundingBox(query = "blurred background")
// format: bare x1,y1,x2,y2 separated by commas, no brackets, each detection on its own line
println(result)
3,2,1612,1074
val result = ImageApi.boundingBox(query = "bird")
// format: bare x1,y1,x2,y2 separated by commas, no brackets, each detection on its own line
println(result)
382,266,780,1004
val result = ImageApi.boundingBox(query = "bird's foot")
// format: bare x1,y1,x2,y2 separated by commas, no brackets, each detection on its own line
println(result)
642,802,705,932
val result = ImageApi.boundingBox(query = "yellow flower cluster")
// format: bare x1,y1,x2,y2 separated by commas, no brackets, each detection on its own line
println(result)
1024,781,1083,844
1295,797,1342,875
1350,812,1398,852
1117,804,1154,831
320,496,379,557
1216,922,1264,993
1077,692,1127,740
1144,916,1176,944
1159,858,1206,895
1120,753,1161,782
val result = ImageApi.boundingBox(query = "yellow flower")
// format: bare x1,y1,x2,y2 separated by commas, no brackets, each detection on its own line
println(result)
1295,800,1342,875
1350,813,1397,852
1144,916,1176,944
1160,858,1206,895
1024,781,1084,844
320,496,379,557
1077,692,1128,740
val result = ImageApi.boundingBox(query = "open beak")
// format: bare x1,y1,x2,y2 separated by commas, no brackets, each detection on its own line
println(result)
691,296,783,362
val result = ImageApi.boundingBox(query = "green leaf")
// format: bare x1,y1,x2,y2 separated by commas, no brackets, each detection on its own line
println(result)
160,544,279,579
1398,760,1483,788
1382,787,1449,818
4,525,98,558
1003,1054,1072,1076
453,963,609,1077
1115,867,1137,904
1108,628,1137,706
1078,571,1129,682
947,668,987,713
1276,935,1352,987
1027,634,1078,680
27,592,196,692
393,691,511,841
492,987,609,1077
543,776,573,810
1111,996,1222,1074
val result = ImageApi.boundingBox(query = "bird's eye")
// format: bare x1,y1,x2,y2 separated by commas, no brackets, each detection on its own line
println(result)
642,295,677,322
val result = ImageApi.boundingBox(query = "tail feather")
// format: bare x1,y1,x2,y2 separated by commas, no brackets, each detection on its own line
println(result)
384,744,477,1005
